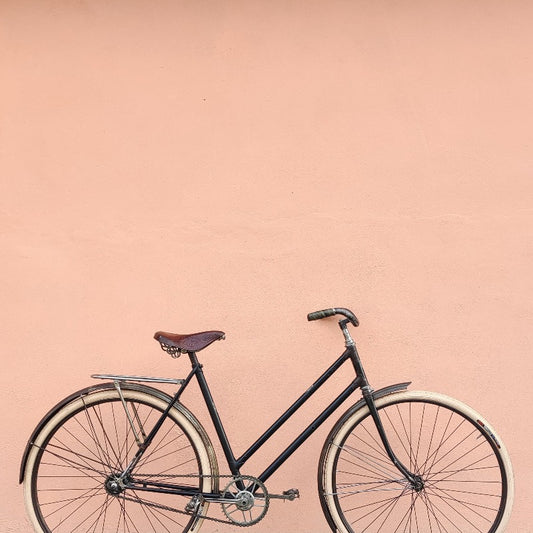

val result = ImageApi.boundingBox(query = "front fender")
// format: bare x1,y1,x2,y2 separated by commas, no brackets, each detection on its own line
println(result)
332,381,412,432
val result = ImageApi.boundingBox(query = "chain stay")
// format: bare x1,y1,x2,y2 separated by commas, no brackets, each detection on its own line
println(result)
127,473,272,528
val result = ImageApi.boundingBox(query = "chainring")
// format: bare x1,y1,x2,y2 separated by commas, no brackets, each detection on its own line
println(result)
221,475,270,526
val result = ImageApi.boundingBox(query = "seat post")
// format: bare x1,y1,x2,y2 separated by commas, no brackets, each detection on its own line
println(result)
188,351,200,367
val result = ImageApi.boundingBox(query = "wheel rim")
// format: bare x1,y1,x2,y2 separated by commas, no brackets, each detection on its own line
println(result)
29,391,208,533
327,397,508,533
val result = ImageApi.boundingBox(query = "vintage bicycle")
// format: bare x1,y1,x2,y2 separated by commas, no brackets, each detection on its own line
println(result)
20,308,514,532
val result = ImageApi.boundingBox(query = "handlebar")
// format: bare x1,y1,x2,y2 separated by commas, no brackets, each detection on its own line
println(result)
307,307,359,327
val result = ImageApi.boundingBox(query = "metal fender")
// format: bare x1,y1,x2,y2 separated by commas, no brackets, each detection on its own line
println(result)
19,381,218,485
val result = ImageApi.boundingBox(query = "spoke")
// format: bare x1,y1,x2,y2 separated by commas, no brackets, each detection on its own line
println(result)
425,427,481,475
426,455,500,484
428,486,500,512
413,491,421,532
111,402,124,471
117,496,148,533
422,491,463,532
30,393,208,533
420,490,450,533
347,486,409,530
136,495,163,533
333,483,406,497
349,432,398,469
49,486,107,531
61,421,112,469
84,494,113,533
138,444,189,470
136,428,185,470
133,456,197,485
408,402,415,473
41,486,105,512
119,402,157,472
421,414,467,478
372,488,407,532
382,407,415,470
38,442,108,481
94,402,120,472
328,399,506,533
127,491,191,528
81,397,116,472
392,491,419,533
414,403,426,477
422,405,441,482
336,490,408,512
424,486,486,532
335,443,404,481
421,409,455,477
359,420,393,462
425,437,489,485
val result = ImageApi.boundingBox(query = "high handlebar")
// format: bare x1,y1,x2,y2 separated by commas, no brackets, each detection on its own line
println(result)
307,307,359,327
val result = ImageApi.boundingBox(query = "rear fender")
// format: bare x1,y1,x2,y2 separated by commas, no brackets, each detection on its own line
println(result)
19,382,217,484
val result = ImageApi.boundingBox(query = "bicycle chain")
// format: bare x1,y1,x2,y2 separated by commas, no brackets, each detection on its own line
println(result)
127,474,267,528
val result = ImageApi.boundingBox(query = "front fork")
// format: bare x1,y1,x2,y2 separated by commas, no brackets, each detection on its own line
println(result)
342,320,424,492
361,386,424,491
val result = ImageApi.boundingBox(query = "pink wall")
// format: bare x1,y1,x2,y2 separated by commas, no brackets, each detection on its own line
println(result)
2,1,532,531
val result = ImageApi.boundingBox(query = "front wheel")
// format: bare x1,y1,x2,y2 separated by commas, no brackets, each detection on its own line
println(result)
23,384,218,533
319,390,514,533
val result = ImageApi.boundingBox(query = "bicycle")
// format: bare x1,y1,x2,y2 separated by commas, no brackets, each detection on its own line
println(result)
20,307,514,532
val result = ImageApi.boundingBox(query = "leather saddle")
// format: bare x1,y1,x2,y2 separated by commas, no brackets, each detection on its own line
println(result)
154,330,225,354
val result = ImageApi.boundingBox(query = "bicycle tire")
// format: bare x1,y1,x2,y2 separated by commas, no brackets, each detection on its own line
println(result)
319,390,514,533
23,384,218,533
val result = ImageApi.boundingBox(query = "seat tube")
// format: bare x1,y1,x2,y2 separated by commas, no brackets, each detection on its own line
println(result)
188,352,240,476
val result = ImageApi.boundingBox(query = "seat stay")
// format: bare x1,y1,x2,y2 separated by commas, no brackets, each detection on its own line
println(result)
121,364,198,479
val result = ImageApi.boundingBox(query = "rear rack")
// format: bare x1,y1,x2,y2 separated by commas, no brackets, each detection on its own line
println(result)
91,374,185,385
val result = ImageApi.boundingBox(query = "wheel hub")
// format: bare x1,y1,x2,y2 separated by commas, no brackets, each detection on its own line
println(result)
410,474,425,493
105,474,126,495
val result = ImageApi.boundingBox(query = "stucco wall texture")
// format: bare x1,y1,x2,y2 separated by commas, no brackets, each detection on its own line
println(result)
2,1,532,531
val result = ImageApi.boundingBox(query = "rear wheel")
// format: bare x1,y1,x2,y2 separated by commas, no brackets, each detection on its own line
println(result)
319,390,514,532
23,386,217,533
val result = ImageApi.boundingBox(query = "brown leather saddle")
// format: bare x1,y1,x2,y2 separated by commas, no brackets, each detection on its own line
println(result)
154,330,225,355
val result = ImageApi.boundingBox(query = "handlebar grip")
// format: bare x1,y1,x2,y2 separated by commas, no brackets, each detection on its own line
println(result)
307,309,337,321
307,307,359,327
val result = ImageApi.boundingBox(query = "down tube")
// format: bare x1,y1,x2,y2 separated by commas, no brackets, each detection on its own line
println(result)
258,377,362,484
237,349,352,468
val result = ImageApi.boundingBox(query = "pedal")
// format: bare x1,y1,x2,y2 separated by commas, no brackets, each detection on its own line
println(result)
270,488,300,501
283,488,300,501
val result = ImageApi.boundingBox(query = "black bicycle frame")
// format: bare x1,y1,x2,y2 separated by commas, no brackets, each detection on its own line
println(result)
127,330,417,498
193,348,362,485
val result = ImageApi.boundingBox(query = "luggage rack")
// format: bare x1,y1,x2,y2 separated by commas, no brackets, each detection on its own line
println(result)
91,374,185,385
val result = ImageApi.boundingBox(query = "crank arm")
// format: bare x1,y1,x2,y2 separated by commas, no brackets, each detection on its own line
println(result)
269,488,300,501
